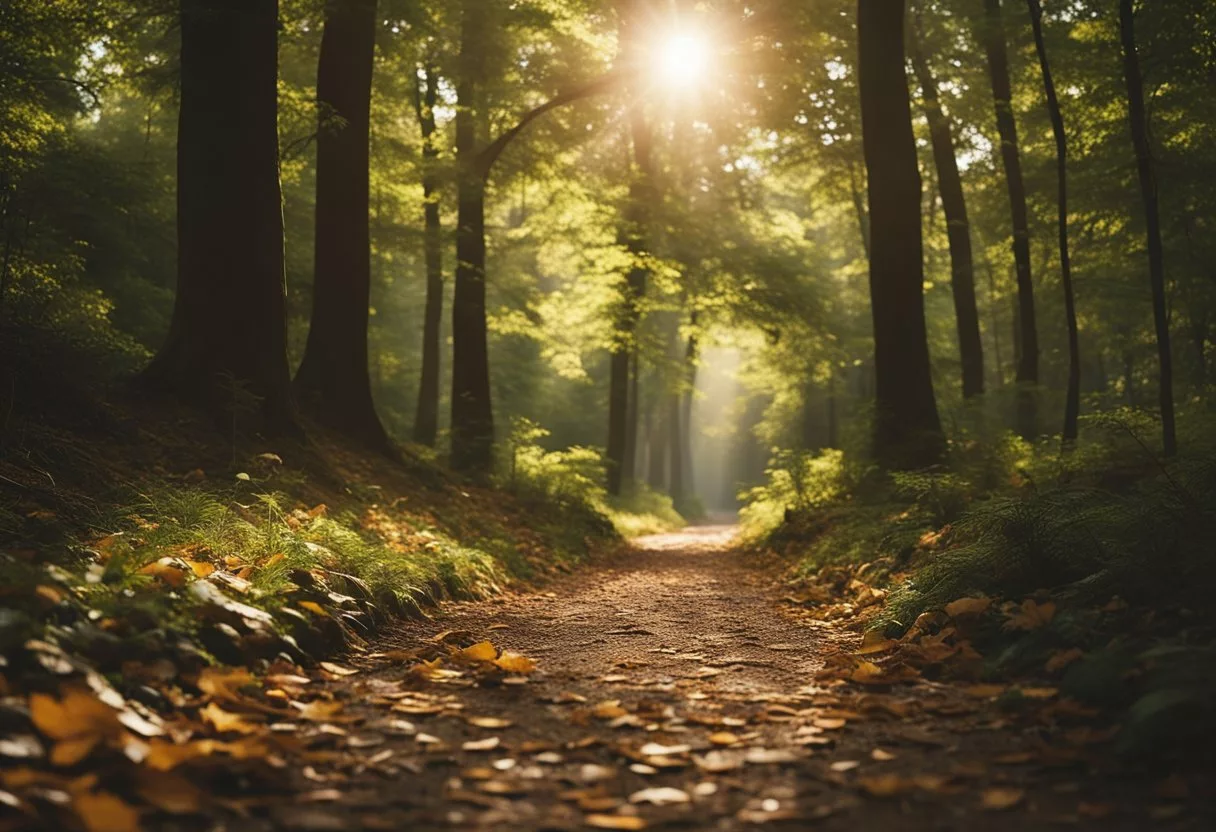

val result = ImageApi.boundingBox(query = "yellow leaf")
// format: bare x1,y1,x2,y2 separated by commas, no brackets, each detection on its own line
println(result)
858,773,915,798
857,630,898,655
50,736,101,766
263,553,286,569
708,732,739,746
593,701,628,719
138,561,187,587
291,699,348,722
30,688,121,742
494,651,537,674
981,787,1025,811
200,702,262,735
196,668,256,702
73,791,142,832
944,596,991,618
585,815,647,830
298,601,328,617
457,641,498,663
184,560,215,578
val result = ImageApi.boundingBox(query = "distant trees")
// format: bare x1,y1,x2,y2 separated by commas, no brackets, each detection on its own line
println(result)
857,0,943,468
1119,0,1176,457
979,0,1038,436
145,0,294,430
412,65,443,448
909,10,984,400
1026,0,1080,443
294,0,389,450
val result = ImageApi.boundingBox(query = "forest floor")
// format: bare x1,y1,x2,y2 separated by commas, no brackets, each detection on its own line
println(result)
236,526,1211,832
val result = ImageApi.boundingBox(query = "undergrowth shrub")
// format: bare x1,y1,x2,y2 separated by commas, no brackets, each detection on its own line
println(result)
500,417,683,537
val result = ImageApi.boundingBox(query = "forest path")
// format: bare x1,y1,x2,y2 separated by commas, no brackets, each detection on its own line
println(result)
263,527,1190,832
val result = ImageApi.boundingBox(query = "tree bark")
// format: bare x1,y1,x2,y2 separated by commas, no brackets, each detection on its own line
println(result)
910,18,985,399
646,404,668,490
606,103,653,496
295,0,389,449
145,0,294,431
1027,0,1080,443
450,13,494,473
980,0,1038,435
412,66,443,447
1119,0,1177,457
857,0,943,469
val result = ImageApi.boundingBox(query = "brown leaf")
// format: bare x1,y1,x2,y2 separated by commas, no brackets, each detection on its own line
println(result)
1003,599,1056,632
944,596,991,618
73,791,141,832
456,641,497,663
200,703,262,735
981,787,1025,811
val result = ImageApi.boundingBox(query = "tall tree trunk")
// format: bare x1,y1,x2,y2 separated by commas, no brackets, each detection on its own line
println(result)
668,388,685,508
847,161,871,260
606,105,652,496
145,0,294,431
681,324,697,491
1027,0,1080,443
295,0,388,449
449,4,495,474
646,404,668,489
910,18,985,399
980,0,1038,435
857,0,943,469
625,349,641,484
413,66,443,447
1119,0,1177,457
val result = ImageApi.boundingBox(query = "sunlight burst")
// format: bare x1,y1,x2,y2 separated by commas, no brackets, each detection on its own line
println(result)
655,32,712,89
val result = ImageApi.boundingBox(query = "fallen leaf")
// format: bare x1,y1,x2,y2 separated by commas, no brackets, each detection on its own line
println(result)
981,787,1025,811
1004,599,1056,632
467,717,513,729
457,641,498,663
858,630,898,655
74,791,141,832
462,737,501,752
1045,648,1084,673
200,703,262,735
858,773,915,798
319,662,358,677
495,651,537,674
830,760,861,772
629,787,689,806
944,596,991,618
585,814,646,830
707,732,739,746
870,748,896,761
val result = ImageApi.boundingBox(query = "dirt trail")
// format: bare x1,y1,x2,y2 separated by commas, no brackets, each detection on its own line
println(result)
262,528,1203,832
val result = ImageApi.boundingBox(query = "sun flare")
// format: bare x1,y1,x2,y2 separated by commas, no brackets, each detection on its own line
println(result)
655,32,712,89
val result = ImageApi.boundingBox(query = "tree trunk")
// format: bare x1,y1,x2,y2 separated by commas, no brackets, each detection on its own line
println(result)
681,326,697,491
624,348,641,485
857,0,943,469
646,404,668,490
606,104,652,496
1119,0,1177,457
1027,0,1080,443
980,0,1038,434
413,66,443,447
294,0,388,449
910,19,985,399
668,389,685,509
847,161,871,260
449,5,495,474
145,0,294,431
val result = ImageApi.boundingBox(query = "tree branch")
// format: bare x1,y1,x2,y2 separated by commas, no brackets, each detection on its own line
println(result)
474,71,627,180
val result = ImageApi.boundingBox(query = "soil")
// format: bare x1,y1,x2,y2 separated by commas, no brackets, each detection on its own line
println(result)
251,527,1210,832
